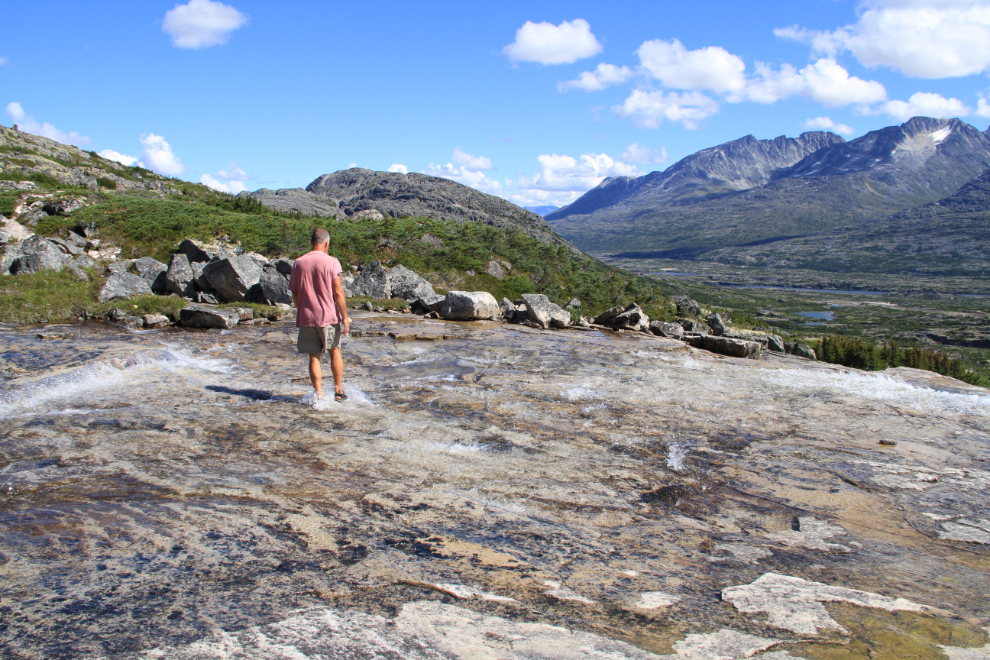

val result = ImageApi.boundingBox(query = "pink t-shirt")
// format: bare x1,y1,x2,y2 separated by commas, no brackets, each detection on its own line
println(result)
289,251,343,327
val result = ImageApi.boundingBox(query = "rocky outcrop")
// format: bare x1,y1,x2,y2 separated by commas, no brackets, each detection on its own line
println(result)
245,188,340,217
299,168,569,247
177,239,213,264
203,256,262,303
520,294,570,329
411,293,446,315
440,291,500,321
99,273,152,302
179,304,240,329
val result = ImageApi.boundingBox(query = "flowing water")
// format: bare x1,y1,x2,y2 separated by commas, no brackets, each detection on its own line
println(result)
1,314,988,659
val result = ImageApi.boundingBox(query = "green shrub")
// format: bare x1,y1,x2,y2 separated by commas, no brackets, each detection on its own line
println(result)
96,177,117,190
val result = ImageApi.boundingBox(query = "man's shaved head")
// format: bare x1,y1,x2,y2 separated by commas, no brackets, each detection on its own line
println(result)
311,227,330,247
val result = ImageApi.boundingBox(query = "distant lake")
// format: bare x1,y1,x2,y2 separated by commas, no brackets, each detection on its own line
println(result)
718,284,890,295
797,311,834,320
651,272,703,277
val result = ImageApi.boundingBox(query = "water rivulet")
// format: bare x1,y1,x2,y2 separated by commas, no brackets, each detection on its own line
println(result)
1,314,988,659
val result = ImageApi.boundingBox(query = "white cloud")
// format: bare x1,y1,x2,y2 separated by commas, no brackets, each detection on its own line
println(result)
512,152,641,206
739,59,886,106
423,162,504,195
201,165,247,193
5,102,91,145
798,58,887,106
163,0,248,49
423,149,500,193
620,143,668,164
558,63,633,92
976,93,990,118
614,89,720,129
0,57,8,67
776,1,990,79
99,149,141,167
802,116,855,136
452,147,493,171
140,133,185,176
882,92,971,121
503,18,602,65
387,163,408,174
637,39,747,93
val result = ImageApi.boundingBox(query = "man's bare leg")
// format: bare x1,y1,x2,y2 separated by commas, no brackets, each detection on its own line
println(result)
329,347,344,396
309,353,324,397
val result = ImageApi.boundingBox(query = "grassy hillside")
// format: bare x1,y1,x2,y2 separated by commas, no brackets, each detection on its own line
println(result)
21,187,675,323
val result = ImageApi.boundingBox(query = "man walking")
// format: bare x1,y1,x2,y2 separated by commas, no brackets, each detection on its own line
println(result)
289,228,351,402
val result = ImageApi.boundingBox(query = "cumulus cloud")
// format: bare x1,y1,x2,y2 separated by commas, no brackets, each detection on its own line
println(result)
977,93,990,118
558,63,633,92
775,1,990,79
796,58,887,106
163,0,248,49
199,166,247,194
99,149,141,167
387,163,408,174
503,18,602,65
637,39,747,93
882,92,971,121
5,102,91,145
614,90,720,129
802,116,855,136
620,143,668,165
140,133,185,176
512,152,641,206
424,148,502,194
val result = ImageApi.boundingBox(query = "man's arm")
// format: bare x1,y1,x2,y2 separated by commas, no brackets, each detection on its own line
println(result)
332,275,350,334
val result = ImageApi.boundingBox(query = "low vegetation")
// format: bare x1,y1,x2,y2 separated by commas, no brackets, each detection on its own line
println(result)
813,334,988,387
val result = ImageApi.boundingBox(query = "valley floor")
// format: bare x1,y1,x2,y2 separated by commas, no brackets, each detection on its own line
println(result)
595,254,990,384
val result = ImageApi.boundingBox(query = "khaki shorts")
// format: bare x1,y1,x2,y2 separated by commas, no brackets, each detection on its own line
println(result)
297,324,342,355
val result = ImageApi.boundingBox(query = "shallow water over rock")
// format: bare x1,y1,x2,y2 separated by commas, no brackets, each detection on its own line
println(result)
1,314,988,659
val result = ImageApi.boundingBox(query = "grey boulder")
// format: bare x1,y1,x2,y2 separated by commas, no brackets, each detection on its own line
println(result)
411,293,446,315
166,253,196,297
766,334,785,353
48,236,84,256
143,313,170,329
248,263,292,305
707,312,728,336
177,239,213,264
389,264,436,301
676,318,710,334
203,256,262,303
133,256,168,293
107,260,134,276
42,198,85,215
99,273,152,302
74,253,96,270
499,297,515,319
179,304,240,329
786,342,817,360
564,298,581,310
270,258,294,277
9,237,68,274
347,260,391,299
690,335,762,359
672,295,702,318
595,303,649,331
650,321,684,339
485,260,505,280
521,293,571,329
440,291,500,321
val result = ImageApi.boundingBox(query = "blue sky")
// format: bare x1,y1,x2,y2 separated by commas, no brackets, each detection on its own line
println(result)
3,0,990,207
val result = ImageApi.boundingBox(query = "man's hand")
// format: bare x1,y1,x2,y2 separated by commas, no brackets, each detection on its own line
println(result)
342,317,351,335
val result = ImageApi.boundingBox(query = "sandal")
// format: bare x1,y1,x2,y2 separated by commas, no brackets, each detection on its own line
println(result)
334,391,348,402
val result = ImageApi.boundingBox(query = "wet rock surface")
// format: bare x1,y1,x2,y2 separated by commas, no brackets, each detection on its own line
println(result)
0,317,987,659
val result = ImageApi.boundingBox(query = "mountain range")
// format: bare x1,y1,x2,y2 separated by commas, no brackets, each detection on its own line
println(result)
547,117,990,261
